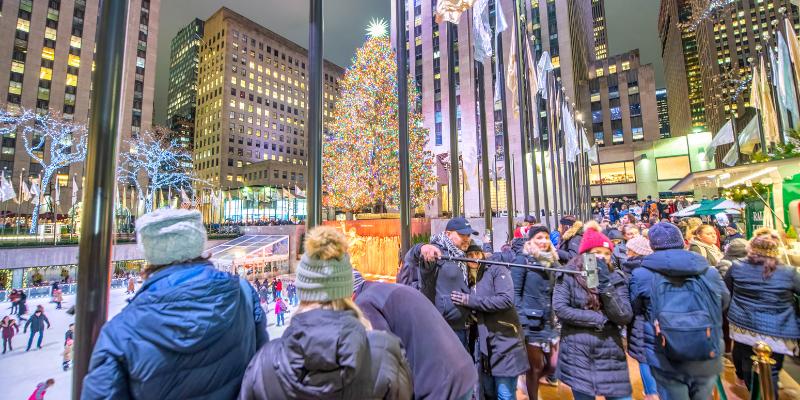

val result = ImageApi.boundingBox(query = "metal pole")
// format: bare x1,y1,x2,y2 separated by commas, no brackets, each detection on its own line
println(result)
477,61,493,243
731,113,741,165
751,341,777,400
512,0,530,217
446,22,461,216
537,94,550,225
306,0,323,228
547,75,560,221
496,20,514,238
396,0,412,257
73,0,129,397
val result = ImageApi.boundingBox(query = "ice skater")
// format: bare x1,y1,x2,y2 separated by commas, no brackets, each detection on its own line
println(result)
24,305,50,351
28,379,54,400
275,297,286,327
1,315,19,354
62,338,73,371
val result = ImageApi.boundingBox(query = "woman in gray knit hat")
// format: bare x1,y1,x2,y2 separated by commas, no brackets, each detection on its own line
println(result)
240,225,412,400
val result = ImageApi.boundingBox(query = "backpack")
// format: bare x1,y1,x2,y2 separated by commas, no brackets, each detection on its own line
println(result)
648,270,723,362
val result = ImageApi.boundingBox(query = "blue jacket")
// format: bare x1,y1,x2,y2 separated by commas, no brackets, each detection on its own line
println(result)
622,256,647,363
725,260,800,339
81,260,267,400
629,249,729,378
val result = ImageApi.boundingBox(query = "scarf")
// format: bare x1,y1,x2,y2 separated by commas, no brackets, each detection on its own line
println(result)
690,239,724,266
430,232,468,284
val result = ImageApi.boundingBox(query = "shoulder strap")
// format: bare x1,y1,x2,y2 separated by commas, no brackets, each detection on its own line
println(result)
258,342,287,399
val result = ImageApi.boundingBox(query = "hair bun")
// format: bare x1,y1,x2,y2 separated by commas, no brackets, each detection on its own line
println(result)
304,225,349,261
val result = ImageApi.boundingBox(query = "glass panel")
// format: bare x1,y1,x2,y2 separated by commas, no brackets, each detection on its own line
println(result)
39,67,53,80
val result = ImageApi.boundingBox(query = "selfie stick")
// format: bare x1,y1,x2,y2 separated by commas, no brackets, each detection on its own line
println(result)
438,255,591,277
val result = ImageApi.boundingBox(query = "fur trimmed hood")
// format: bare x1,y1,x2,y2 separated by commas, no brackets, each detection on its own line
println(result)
562,220,583,241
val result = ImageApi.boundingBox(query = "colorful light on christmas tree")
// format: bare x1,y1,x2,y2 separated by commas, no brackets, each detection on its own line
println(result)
323,35,436,212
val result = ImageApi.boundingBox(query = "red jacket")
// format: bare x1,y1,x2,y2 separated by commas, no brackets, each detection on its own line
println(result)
1,321,19,339
276,281,283,291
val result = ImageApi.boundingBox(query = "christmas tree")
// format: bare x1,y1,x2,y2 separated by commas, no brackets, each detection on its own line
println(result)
323,34,436,213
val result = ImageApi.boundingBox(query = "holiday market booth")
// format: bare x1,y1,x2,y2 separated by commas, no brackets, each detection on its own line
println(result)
671,157,800,261
208,235,290,281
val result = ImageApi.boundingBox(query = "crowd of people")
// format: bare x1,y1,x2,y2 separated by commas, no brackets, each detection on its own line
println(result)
35,205,793,400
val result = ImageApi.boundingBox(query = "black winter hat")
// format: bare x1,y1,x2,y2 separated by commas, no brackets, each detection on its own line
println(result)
527,224,551,239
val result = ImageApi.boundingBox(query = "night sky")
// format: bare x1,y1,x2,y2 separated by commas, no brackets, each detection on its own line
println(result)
152,0,663,124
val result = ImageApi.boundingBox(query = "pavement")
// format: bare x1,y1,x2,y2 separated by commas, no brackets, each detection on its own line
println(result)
2,288,798,400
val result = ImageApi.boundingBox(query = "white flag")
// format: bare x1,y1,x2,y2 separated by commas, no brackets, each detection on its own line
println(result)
0,172,15,202
54,179,61,206
294,185,306,198
537,51,553,99
30,178,40,200
472,0,492,61
492,0,509,103
180,188,191,204
563,103,580,162
588,144,599,164
705,119,734,161
71,176,79,206
581,127,591,153
21,180,31,202
722,116,759,166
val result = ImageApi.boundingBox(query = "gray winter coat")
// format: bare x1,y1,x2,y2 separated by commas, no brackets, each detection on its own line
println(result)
553,258,633,398
239,308,413,400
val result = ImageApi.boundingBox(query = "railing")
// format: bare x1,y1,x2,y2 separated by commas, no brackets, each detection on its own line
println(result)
0,278,126,302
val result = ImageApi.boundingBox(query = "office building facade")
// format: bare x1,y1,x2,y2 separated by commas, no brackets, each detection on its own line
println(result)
591,0,608,60
166,18,204,150
193,7,343,191
656,88,670,138
0,0,159,209
395,0,594,218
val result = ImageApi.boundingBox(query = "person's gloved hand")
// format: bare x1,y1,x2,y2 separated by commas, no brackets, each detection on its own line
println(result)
450,291,469,306
597,257,612,292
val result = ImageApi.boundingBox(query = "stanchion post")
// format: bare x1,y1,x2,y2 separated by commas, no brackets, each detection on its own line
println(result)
752,341,777,400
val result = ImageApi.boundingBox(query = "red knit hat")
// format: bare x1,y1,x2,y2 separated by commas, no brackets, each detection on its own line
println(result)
579,225,615,254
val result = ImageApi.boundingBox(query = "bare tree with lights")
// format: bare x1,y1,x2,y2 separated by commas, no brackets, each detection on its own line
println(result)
0,109,89,234
117,129,199,214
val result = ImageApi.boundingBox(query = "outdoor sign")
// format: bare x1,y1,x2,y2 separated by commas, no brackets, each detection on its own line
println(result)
745,199,767,238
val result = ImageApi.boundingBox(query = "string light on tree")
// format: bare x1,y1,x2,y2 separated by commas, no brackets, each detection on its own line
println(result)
323,35,436,213
0,109,88,234
117,129,202,213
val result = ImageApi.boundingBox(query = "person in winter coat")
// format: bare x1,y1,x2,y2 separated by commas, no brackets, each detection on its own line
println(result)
81,209,268,400
63,338,73,371
553,222,633,400
1,315,19,353
398,217,478,348
126,275,136,294
28,379,54,400
556,216,583,264
353,270,477,400
451,244,529,400
622,235,659,400
722,223,744,247
629,222,729,400
607,228,626,270
9,289,19,314
274,297,287,327
275,278,282,299
52,288,63,310
16,290,27,321
509,225,560,399
726,228,800,396
717,238,747,277
688,224,724,266
239,226,413,400
24,306,50,351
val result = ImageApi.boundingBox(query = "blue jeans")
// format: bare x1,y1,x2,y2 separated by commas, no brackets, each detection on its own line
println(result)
479,373,516,400
26,330,43,351
572,392,631,400
640,363,658,395
651,368,716,400
276,313,285,326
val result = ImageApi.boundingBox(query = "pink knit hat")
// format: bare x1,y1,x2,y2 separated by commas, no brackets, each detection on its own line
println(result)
626,235,653,256
579,225,614,254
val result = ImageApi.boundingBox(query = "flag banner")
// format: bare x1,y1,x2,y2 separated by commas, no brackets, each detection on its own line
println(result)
0,172,15,202
492,0,508,103
180,188,191,204
22,180,31,202
71,176,79,206
759,55,781,145
506,25,519,116
525,35,540,138
722,116,759,166
705,119,734,161
563,103,580,162
536,51,553,98
294,185,306,198
784,18,800,103
54,179,60,206
435,0,475,24
777,32,800,131
472,0,492,61
589,144,599,164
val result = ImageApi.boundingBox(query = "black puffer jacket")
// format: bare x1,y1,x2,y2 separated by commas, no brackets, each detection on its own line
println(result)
464,261,530,378
556,222,583,264
402,242,471,330
239,308,412,400
509,240,559,344
553,257,633,398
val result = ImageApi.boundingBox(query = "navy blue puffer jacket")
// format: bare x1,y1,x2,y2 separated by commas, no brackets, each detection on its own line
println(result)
725,259,800,339
509,239,559,344
81,260,268,400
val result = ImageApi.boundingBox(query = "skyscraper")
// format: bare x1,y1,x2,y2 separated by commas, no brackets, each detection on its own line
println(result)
591,0,609,60
659,0,706,137
166,18,204,151
0,0,160,207
656,88,670,138
193,7,343,190
394,0,594,217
